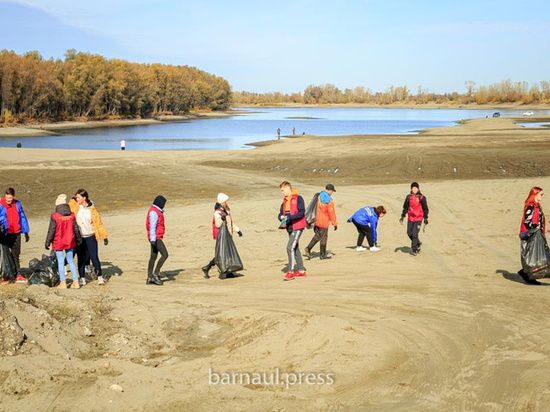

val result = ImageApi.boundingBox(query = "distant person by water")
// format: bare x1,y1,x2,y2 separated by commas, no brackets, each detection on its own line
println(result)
120,139,126,151
16,141,21,148
292,127,296,135
277,128,281,139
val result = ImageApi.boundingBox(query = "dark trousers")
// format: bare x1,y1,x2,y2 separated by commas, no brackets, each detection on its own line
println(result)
407,220,422,252
77,236,102,278
352,220,374,247
3,233,22,273
148,239,169,276
307,226,328,251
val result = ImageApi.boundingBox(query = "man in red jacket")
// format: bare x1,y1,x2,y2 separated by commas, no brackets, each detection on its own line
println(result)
304,184,338,260
399,182,429,256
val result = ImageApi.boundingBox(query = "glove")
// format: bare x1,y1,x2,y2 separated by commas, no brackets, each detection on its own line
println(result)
25,233,30,242
220,214,226,221
399,217,404,224
334,226,338,231
45,245,49,250
237,231,243,237
104,238,109,246
424,219,428,225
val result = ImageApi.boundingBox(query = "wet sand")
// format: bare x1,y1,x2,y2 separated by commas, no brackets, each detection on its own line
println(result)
1,115,550,411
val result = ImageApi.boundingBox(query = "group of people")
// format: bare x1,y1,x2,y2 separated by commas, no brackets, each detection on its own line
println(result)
0,187,109,288
275,181,429,281
1,182,546,287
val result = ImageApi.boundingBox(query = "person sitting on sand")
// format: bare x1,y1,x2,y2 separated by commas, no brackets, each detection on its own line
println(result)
304,184,338,260
69,189,108,286
399,182,429,256
348,206,386,252
517,186,546,285
45,194,82,289
279,181,307,281
146,195,168,286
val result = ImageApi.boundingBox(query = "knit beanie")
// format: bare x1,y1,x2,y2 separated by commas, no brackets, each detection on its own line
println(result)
217,193,229,204
411,182,419,189
55,194,67,206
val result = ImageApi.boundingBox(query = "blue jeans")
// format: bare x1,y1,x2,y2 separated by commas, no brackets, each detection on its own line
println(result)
55,249,78,282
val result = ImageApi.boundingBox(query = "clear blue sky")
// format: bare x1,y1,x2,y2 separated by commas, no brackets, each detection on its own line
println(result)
1,0,549,95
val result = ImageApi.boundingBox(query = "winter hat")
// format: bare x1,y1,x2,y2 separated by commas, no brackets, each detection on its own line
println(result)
411,182,419,189
55,194,67,206
153,195,167,209
217,193,229,204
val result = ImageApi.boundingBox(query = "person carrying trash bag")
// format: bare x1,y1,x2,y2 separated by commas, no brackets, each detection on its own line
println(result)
304,184,338,260
45,194,82,289
146,195,169,286
202,193,243,279
517,187,550,285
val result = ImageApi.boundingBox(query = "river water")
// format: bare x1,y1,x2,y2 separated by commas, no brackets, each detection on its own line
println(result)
2,107,547,151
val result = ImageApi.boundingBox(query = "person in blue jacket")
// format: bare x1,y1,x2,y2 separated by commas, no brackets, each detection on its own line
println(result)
0,187,30,282
347,206,386,252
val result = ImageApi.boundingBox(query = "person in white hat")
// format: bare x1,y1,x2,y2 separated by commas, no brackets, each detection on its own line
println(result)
201,193,242,279
45,194,82,289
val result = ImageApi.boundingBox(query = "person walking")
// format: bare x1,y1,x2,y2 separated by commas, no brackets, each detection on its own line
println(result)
69,189,108,286
399,182,429,256
517,187,546,285
45,194,82,289
0,205,15,284
202,193,242,279
0,187,30,283
146,195,168,285
277,128,281,139
304,184,338,260
279,181,307,280
120,139,126,151
348,206,386,251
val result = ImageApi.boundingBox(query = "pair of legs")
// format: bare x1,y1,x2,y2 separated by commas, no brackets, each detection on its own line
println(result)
202,258,237,279
287,229,305,273
147,239,168,285
55,249,78,288
305,226,330,259
3,233,22,273
77,236,103,280
407,220,422,253
352,220,374,247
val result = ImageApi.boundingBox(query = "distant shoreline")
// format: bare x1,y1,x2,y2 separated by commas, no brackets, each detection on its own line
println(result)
0,103,548,138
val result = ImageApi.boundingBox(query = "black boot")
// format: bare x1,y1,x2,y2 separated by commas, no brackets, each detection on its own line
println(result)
518,270,541,285
202,264,212,279
303,247,311,259
146,273,163,285
319,245,331,260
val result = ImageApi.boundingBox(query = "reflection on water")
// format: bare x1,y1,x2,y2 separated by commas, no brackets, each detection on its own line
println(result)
2,107,549,151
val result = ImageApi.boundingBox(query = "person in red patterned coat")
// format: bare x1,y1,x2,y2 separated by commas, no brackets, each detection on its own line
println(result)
146,195,168,286
45,194,82,289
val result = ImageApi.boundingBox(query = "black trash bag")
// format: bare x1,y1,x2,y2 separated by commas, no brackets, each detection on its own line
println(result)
0,243,16,282
215,222,244,275
520,229,550,279
28,253,60,287
305,192,320,229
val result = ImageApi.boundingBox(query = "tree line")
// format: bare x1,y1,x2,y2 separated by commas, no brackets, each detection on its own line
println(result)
233,80,550,106
0,49,232,124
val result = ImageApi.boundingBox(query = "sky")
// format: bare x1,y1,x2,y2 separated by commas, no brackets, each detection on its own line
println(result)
1,0,549,95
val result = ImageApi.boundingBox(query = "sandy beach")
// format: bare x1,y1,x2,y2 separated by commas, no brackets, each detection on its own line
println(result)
2,115,550,411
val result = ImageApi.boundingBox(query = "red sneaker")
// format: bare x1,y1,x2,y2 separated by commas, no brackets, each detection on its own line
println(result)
295,270,306,278
15,274,28,283
283,271,295,281
2,279,10,285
